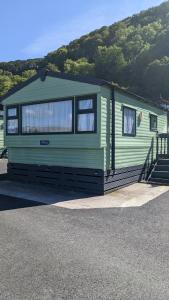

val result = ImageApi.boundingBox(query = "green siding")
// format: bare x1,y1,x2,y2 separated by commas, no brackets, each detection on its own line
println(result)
2,76,100,105
8,148,104,169
5,134,100,149
3,75,168,171
114,90,167,169
4,76,105,169
0,117,4,149
100,86,112,170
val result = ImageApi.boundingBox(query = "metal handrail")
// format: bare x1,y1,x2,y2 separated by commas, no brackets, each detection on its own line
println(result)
156,132,169,157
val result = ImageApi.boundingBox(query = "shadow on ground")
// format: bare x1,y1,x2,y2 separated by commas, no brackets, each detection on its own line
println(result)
0,179,169,211
0,180,93,211
0,194,46,211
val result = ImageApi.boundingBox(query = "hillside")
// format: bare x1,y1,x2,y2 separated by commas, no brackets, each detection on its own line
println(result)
1,1,169,101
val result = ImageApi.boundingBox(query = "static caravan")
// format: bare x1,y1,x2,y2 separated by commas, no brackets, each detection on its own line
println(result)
1,70,167,194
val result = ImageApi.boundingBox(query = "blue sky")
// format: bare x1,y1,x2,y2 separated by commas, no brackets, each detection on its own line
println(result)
0,0,165,62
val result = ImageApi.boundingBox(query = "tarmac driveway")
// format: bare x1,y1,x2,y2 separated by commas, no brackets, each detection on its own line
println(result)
1,192,169,300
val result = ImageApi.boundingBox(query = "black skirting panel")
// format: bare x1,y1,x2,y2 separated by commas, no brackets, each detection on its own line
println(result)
7,163,104,195
7,162,152,195
104,163,151,193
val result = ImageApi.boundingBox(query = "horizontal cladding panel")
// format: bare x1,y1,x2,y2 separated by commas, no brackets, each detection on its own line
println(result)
115,99,167,136
115,92,167,114
8,147,105,170
104,168,142,183
116,148,157,153
115,156,154,169
5,134,100,148
116,152,155,157
104,175,140,192
116,137,157,147
104,164,151,192
3,77,101,105
116,146,156,152
100,87,112,149
114,89,167,169
105,164,143,176
115,138,156,169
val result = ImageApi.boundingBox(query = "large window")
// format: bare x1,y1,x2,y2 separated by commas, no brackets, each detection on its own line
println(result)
22,100,73,134
150,114,157,131
6,106,19,134
123,106,136,136
76,96,96,133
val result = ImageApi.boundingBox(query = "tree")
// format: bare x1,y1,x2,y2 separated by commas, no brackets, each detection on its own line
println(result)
46,63,60,73
45,47,68,71
0,75,13,96
95,45,127,82
64,58,95,76
22,69,37,79
1,0,169,100
143,56,169,99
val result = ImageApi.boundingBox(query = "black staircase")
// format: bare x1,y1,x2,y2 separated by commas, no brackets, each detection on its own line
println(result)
148,133,169,184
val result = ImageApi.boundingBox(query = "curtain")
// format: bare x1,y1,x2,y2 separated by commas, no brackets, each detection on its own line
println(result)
78,113,94,131
22,100,72,133
150,115,157,130
7,119,18,134
124,108,135,135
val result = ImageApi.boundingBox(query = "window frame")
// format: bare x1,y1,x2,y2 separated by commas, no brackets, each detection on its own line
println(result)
20,98,74,135
6,105,19,135
122,105,136,137
150,113,158,132
75,95,97,134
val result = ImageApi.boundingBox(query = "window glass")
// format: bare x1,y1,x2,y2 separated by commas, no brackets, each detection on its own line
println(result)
78,113,94,132
123,107,136,136
150,115,157,131
8,108,17,117
22,100,72,133
7,119,18,134
79,99,93,110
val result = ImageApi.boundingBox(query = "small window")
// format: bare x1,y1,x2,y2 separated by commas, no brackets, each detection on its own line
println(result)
79,99,93,110
123,106,136,136
7,108,17,117
150,114,157,131
76,96,96,133
6,106,19,135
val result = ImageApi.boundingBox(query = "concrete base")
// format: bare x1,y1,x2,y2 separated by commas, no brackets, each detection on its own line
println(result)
0,180,168,209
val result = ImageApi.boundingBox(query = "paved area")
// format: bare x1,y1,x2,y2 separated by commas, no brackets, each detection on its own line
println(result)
0,180,169,209
1,192,169,299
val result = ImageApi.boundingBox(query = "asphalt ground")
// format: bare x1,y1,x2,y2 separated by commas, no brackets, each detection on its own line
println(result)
0,192,169,299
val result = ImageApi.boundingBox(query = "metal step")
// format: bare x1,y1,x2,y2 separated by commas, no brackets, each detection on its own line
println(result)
148,177,169,185
157,159,169,165
155,165,169,171
151,171,169,179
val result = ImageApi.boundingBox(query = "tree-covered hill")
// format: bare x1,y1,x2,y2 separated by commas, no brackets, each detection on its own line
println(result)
1,1,169,101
